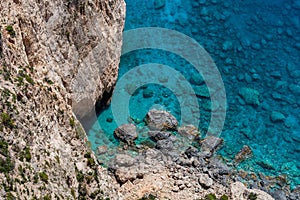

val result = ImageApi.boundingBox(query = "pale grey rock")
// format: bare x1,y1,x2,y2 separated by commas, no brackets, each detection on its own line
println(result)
200,136,223,155
156,139,174,150
231,182,274,200
97,145,108,155
113,154,136,168
178,125,200,140
146,109,178,131
114,124,138,145
198,173,213,188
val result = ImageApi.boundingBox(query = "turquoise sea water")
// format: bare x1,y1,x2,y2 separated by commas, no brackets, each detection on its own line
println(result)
88,0,300,189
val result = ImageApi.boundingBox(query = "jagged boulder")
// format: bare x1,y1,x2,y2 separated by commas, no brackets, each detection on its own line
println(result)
198,173,213,189
114,124,138,145
156,139,174,151
178,125,200,140
145,109,178,131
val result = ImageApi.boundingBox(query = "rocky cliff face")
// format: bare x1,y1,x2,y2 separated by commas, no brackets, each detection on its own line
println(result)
1,0,125,119
0,0,125,199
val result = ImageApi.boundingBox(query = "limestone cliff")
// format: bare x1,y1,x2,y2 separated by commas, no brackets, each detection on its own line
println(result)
0,0,125,199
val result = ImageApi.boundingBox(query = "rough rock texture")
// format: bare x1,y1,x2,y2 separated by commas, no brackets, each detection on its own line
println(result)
234,145,253,164
114,124,138,145
0,0,125,199
1,0,125,119
146,109,178,131
178,124,201,140
231,182,274,200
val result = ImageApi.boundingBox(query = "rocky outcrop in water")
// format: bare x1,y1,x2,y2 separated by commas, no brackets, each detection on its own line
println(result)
106,110,277,199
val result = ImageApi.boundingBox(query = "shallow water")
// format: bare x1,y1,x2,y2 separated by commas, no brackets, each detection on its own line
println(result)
88,0,300,188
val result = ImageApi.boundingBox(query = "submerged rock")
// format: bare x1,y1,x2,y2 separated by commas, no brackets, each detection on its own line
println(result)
97,145,108,155
238,87,260,106
190,73,204,85
114,124,138,145
143,88,154,98
146,109,178,131
234,145,253,164
194,85,210,98
270,111,285,123
153,0,166,10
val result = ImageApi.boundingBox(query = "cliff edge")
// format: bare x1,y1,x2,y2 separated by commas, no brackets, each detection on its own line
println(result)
0,0,125,199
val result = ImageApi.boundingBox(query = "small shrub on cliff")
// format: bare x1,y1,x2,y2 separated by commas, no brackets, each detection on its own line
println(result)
43,77,54,85
201,194,217,200
0,157,14,173
76,169,84,183
6,192,15,200
6,25,16,37
39,172,49,183
43,195,51,200
33,174,39,183
248,193,257,200
19,147,31,162
138,194,157,200
69,117,75,128
84,152,95,167
1,112,15,129
220,195,229,200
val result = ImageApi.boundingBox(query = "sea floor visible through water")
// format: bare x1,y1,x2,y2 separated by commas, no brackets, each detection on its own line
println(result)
87,0,300,189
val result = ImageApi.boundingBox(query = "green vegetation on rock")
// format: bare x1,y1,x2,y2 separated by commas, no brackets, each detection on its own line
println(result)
248,193,258,200
138,194,157,200
202,193,217,200
39,172,49,183
70,117,75,128
6,25,16,37
1,112,15,129
0,139,14,173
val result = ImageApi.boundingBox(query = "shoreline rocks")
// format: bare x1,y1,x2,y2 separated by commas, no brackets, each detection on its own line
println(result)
114,124,138,145
146,109,178,131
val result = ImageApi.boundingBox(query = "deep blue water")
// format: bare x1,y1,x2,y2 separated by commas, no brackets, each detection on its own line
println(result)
88,0,300,189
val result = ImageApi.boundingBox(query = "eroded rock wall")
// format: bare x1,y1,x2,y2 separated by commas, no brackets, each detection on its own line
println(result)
0,0,125,199
1,0,125,118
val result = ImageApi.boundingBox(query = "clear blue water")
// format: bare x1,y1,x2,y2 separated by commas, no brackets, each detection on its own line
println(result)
88,0,300,189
